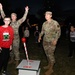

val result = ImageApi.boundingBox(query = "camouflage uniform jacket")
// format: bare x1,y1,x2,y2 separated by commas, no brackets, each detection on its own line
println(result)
10,10,28,38
39,19,61,42
0,9,28,37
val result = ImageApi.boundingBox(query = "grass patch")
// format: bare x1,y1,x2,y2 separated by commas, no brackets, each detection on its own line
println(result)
4,35,75,75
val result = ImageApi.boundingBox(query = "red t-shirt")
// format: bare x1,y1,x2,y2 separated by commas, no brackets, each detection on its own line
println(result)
0,26,14,48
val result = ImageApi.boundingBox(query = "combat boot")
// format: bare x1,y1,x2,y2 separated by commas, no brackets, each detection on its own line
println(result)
45,63,54,75
8,58,14,64
15,60,19,67
43,63,51,69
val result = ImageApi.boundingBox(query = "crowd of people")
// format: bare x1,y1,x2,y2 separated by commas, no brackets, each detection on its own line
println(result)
0,3,29,75
0,2,75,75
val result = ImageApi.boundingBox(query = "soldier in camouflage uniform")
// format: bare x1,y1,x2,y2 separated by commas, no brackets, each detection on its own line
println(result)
38,11,61,75
0,3,29,66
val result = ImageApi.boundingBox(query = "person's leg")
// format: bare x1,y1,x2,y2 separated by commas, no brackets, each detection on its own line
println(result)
8,49,14,64
13,39,20,66
43,41,50,69
0,49,4,72
45,50,55,75
26,37,29,45
36,36,39,43
72,42,75,56
2,48,10,72
74,42,75,54
35,36,37,43
43,41,56,75
68,41,73,57
14,47,20,66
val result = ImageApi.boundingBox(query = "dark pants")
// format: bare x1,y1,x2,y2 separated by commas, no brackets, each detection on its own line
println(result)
69,41,75,56
35,36,39,43
25,37,29,45
0,48,10,72
43,41,56,64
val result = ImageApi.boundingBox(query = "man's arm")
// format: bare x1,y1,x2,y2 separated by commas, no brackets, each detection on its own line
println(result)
55,22,61,41
17,6,29,25
0,3,6,19
38,23,44,42
52,21,61,45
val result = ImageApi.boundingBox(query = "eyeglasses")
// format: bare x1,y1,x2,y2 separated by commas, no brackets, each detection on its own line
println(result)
4,20,11,22
4,20,10,21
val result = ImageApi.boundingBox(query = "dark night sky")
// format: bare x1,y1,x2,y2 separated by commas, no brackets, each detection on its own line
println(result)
7,0,44,15
1,0,75,16
0,0,75,25
55,0,75,11
8,0,75,11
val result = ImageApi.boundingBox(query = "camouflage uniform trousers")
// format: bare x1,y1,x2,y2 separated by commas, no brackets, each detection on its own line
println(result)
43,40,56,64
10,36,20,60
